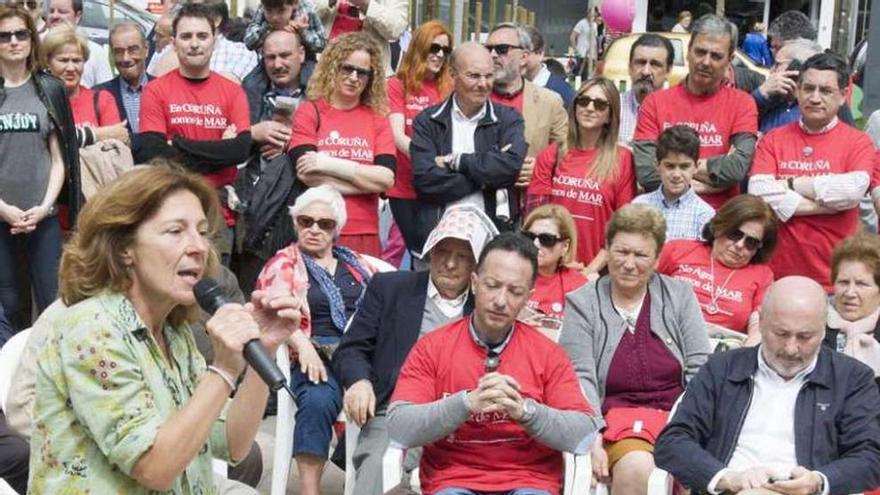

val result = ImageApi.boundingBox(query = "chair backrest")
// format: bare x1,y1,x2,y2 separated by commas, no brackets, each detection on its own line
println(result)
0,329,31,411
361,254,397,273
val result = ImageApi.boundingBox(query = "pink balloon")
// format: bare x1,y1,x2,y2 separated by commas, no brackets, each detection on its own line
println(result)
601,0,636,32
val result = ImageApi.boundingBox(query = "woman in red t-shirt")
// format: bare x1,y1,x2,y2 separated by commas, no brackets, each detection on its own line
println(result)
658,195,778,344
520,204,587,342
526,77,636,276
42,25,128,146
289,32,396,258
387,20,453,260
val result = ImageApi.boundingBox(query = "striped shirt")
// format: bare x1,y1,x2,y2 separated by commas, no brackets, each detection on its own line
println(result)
633,186,715,241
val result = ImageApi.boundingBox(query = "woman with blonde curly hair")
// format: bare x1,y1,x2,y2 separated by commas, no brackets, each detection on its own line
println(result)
289,31,395,257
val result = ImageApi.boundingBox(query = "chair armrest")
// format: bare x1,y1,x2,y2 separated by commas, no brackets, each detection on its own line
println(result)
647,467,674,495
271,343,295,495
564,452,592,494
381,444,405,493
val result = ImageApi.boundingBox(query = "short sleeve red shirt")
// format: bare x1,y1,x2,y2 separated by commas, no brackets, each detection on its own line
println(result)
751,122,875,290
527,143,636,264
390,317,593,494
386,76,442,199
633,84,758,209
69,86,121,128
290,98,395,235
657,240,774,332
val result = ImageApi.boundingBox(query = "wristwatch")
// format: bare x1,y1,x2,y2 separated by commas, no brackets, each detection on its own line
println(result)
520,399,537,423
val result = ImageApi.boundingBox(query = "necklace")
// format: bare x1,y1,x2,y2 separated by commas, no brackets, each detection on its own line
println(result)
707,256,737,315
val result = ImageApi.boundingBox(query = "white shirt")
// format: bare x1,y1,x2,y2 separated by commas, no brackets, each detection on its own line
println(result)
426,276,468,319
532,64,552,88
82,39,113,88
448,96,486,211
572,18,592,58
707,348,828,494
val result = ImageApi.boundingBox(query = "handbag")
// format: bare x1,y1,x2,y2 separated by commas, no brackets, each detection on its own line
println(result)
602,406,669,444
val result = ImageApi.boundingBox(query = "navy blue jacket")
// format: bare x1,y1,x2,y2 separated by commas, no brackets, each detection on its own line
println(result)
655,346,880,495
409,95,526,252
94,74,154,138
332,270,473,408
544,73,575,108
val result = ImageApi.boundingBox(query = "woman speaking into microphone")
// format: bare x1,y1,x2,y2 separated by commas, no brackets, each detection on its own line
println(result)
27,165,300,494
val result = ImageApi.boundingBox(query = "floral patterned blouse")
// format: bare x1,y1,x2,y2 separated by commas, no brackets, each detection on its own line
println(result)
28,291,234,494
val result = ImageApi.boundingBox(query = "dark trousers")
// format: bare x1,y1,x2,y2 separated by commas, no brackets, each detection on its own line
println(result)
0,217,61,327
0,411,28,494
388,198,423,258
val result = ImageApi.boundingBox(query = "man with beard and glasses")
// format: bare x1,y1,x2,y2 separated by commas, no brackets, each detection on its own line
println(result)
618,33,673,147
486,22,567,191
633,15,758,211
655,276,880,495
94,22,153,141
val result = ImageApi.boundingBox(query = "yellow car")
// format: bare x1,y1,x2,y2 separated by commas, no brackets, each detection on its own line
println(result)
596,32,770,93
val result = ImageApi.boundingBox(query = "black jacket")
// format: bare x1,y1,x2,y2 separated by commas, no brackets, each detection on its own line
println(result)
0,72,80,226
332,270,474,408
409,95,526,252
655,346,880,495
94,74,155,139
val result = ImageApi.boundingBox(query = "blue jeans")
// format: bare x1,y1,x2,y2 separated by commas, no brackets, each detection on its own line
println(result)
435,489,552,495
289,336,342,458
0,217,61,327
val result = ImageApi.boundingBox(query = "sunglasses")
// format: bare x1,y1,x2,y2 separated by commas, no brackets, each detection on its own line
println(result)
0,29,30,44
429,43,451,57
339,63,372,80
484,43,521,56
726,228,763,251
523,231,565,248
296,215,337,232
574,95,610,111
485,349,501,372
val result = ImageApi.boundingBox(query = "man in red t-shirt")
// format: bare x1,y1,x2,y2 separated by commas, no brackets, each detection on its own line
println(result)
749,52,874,292
387,233,598,495
633,15,758,210
135,3,252,262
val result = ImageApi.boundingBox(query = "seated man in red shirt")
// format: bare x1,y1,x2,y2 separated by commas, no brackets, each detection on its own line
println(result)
387,232,599,495
748,52,874,291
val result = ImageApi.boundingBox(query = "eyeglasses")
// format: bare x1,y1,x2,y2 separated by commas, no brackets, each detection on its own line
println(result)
523,231,565,248
485,349,501,372
339,63,372,80
295,215,337,232
429,43,451,57
0,29,30,44
726,228,763,251
484,43,522,56
574,95,610,111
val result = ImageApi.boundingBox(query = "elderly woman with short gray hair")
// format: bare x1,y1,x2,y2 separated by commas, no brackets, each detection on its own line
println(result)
255,184,381,495
559,204,710,495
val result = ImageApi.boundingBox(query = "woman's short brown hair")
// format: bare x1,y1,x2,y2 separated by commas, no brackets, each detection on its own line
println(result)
606,204,667,256
831,233,880,287
702,194,778,264
59,164,222,326
523,204,579,265
40,24,90,69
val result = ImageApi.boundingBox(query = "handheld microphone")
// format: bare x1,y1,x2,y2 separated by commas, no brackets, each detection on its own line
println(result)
194,278,291,396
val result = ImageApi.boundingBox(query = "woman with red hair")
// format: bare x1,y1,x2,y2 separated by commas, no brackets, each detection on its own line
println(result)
386,20,453,264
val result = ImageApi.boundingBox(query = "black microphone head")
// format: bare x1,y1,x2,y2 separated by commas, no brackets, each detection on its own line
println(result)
193,277,227,315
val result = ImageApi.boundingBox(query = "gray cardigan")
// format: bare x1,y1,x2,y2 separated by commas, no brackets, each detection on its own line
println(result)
558,273,711,421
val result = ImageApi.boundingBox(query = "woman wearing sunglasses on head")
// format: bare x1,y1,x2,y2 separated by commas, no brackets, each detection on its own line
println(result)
288,31,395,258
520,204,587,342
386,20,453,263
526,77,636,278
657,195,778,346
0,6,79,322
256,184,381,495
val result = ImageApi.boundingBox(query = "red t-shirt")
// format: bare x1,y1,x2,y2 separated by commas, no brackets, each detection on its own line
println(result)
751,122,875,291
139,71,251,226
633,84,758,209
491,89,525,114
70,86,121,127
527,143,636,264
527,267,588,320
289,98,395,235
657,240,774,332
390,317,593,494
387,76,442,199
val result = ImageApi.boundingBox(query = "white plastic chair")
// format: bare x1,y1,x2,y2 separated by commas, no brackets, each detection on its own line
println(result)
0,329,31,412
270,254,395,495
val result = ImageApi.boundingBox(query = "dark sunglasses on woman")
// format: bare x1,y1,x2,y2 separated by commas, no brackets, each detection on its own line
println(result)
0,29,29,44
523,231,565,248
339,63,372,80
574,95,610,112
295,215,337,232
429,43,451,57
726,228,763,251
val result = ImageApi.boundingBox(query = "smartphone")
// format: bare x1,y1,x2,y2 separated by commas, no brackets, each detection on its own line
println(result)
271,96,298,125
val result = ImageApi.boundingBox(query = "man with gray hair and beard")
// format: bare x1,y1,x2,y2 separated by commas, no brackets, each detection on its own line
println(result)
618,33,674,146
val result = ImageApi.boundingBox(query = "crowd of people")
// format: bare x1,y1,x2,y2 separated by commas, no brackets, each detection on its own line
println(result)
0,1,878,495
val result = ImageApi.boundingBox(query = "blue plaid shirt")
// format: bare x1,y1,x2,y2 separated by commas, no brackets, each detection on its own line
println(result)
619,89,640,146
632,187,715,241
119,73,149,134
